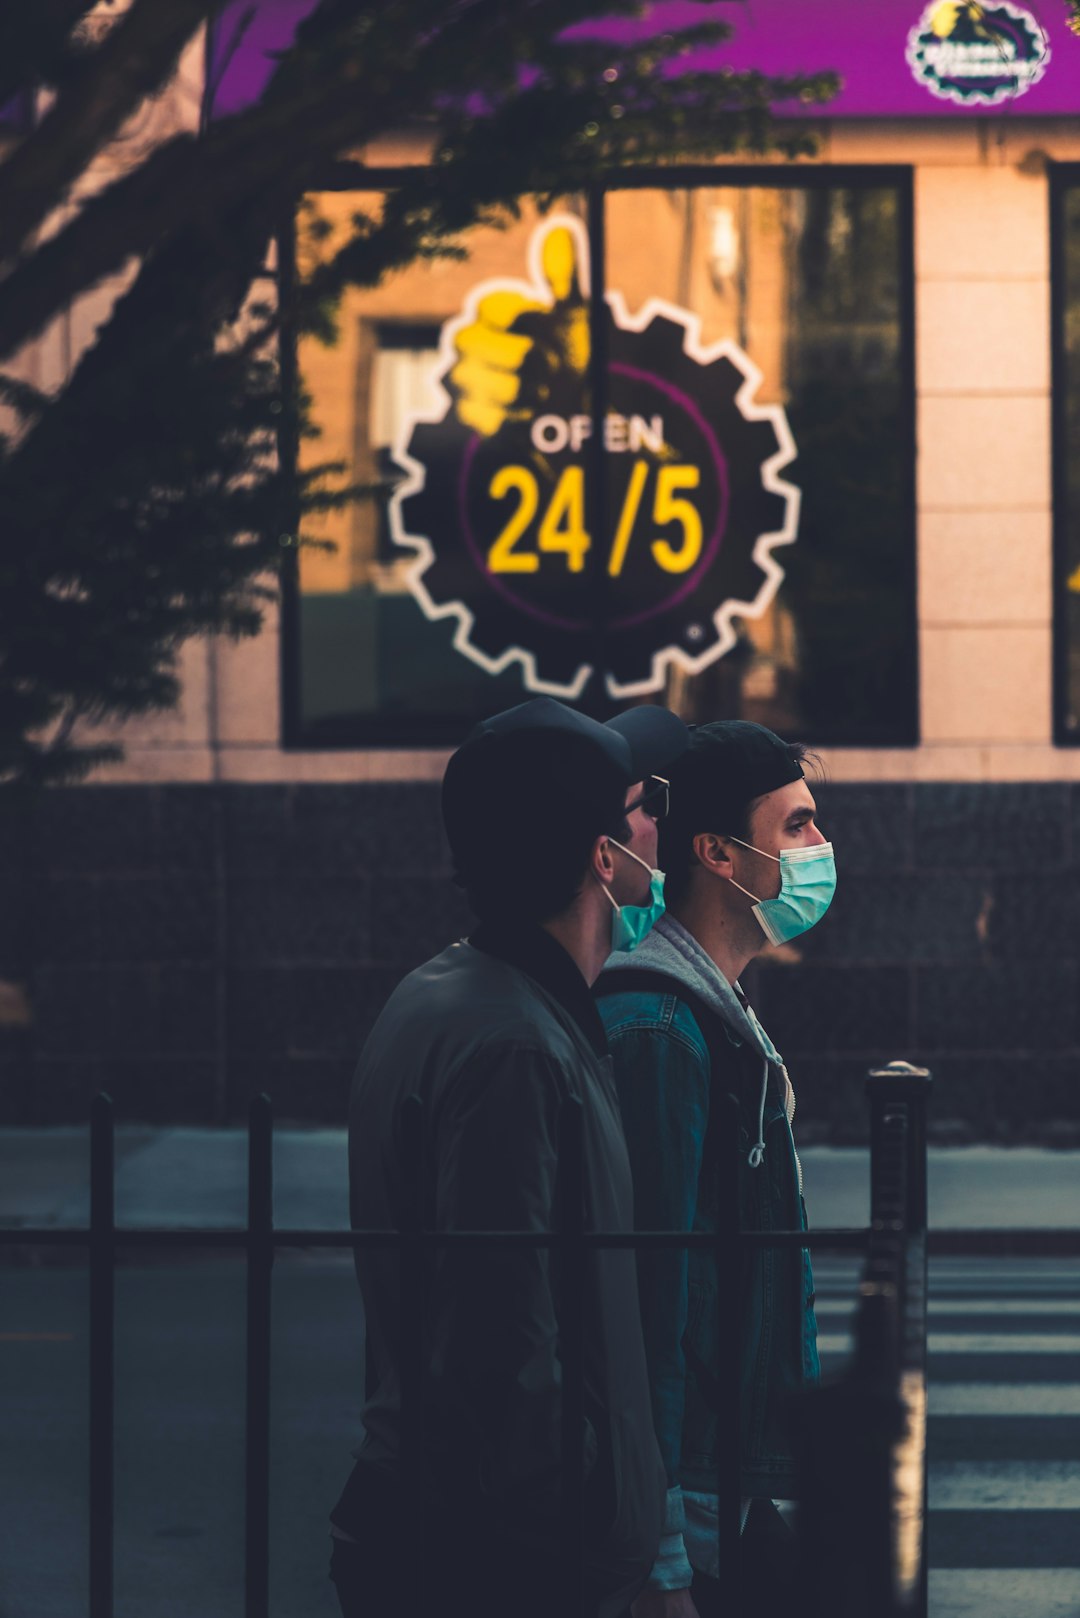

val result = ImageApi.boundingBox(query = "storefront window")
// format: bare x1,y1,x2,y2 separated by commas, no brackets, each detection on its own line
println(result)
286,172,914,747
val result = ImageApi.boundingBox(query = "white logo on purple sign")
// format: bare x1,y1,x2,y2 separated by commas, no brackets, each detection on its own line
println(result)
906,1,1050,106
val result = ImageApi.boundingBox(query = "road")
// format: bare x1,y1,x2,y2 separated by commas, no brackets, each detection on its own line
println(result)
816,1253,1080,1618
2,1255,360,1618
5,1252,1080,1617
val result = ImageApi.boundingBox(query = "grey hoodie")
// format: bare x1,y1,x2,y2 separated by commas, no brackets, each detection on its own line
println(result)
601,912,799,1186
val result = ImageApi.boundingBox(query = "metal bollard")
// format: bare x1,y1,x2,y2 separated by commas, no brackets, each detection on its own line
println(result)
867,1062,932,1238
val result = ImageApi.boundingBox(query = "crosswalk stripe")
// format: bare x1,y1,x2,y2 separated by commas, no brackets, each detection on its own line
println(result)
813,1266,1080,1289
929,1569,1080,1616
930,1384,1080,1416
929,1509,1080,1572
927,1262,1080,1274
814,1299,1080,1318
814,1290,1080,1307
924,1354,1080,1383
930,1461,1080,1510
814,1275,1080,1292
813,1255,1080,1611
818,1332,1080,1355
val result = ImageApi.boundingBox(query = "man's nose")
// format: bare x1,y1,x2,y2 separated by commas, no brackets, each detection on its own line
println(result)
808,824,827,846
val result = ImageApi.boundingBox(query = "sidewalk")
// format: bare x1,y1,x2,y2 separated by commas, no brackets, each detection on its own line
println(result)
1,1128,1078,1231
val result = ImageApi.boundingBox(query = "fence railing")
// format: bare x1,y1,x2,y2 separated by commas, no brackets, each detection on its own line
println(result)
3,1064,932,1618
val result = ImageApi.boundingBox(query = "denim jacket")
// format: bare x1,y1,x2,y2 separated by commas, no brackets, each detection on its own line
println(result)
596,916,819,1582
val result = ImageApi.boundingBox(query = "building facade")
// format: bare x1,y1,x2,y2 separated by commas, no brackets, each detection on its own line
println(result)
5,2,1080,1136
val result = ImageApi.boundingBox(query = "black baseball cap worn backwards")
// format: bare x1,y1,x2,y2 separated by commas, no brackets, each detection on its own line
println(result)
442,697,689,878
661,719,805,849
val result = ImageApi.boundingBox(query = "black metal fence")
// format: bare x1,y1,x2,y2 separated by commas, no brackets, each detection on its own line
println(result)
2,1062,932,1618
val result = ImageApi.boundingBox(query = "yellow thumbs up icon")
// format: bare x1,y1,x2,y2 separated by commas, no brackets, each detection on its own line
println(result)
928,1,987,37
449,218,591,438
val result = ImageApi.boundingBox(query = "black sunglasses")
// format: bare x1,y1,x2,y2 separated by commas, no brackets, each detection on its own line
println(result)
624,775,670,822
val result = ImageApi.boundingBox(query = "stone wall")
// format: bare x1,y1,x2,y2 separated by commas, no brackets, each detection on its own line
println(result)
3,781,1079,1141
0,784,466,1125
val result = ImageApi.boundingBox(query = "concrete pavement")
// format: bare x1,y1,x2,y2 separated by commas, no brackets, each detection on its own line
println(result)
1,1127,1078,1231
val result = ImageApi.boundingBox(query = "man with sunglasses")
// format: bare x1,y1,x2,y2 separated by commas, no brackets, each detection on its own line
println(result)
596,721,834,1618
627,773,671,819
329,696,688,1618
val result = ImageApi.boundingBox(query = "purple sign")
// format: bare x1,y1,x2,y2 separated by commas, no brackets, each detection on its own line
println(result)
207,0,321,118
565,0,1075,116
208,0,1080,120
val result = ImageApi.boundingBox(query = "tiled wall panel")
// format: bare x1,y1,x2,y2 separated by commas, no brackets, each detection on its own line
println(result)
3,782,1080,1142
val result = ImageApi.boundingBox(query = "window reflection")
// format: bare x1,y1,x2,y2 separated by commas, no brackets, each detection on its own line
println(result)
294,196,586,738
292,180,912,746
605,185,912,744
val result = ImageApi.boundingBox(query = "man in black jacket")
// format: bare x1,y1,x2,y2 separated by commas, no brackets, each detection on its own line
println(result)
329,696,688,1618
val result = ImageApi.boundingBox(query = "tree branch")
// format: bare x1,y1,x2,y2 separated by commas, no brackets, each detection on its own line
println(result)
0,1,98,110
0,0,635,358
0,1,834,368
0,0,841,784
0,0,218,269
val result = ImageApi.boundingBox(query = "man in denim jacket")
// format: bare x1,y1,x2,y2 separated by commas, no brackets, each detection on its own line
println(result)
597,721,834,1618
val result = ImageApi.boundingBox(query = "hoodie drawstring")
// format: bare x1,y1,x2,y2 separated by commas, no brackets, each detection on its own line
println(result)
747,1058,768,1169
746,1059,804,1198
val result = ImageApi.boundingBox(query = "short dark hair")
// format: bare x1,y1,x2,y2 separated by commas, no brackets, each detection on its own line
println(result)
459,808,632,924
660,722,814,905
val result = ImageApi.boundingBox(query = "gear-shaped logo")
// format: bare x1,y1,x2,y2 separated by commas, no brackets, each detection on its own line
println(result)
389,215,799,700
906,2,1049,106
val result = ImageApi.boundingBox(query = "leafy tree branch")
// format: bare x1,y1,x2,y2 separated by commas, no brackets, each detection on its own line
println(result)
0,0,837,783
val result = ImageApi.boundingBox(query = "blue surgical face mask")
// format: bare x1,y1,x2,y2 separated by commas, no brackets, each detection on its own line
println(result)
599,838,666,953
726,837,836,946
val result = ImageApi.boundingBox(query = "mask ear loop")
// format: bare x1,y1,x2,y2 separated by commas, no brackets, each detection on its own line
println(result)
609,836,655,876
718,835,776,907
596,876,620,916
726,834,781,864
600,837,655,914
723,839,772,1167
725,874,764,905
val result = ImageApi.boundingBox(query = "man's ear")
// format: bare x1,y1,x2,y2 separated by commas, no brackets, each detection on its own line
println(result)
591,833,616,884
692,831,735,878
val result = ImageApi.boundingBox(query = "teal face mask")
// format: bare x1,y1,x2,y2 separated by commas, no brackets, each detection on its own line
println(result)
600,838,666,953
727,837,836,947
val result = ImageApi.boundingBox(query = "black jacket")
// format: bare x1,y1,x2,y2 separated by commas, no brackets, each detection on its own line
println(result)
335,923,665,1615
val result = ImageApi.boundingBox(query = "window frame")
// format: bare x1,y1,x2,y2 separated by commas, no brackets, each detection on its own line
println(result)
279,163,916,751
1051,161,1080,745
